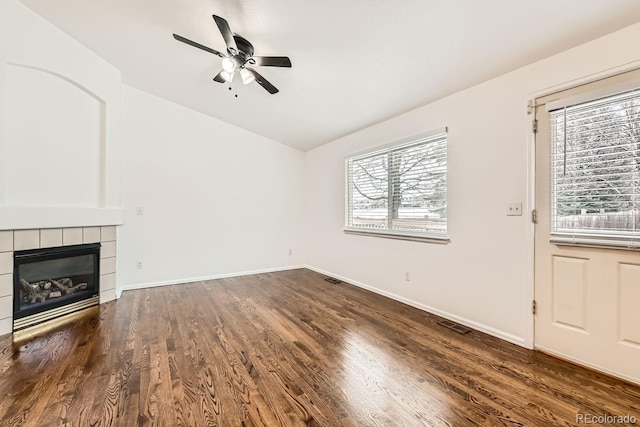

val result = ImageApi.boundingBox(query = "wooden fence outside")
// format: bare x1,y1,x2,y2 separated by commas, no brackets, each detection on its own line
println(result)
556,210,640,230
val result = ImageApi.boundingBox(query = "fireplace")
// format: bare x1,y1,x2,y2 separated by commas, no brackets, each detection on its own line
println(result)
13,243,100,331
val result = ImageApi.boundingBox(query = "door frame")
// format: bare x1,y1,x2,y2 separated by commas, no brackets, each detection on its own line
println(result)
524,60,640,350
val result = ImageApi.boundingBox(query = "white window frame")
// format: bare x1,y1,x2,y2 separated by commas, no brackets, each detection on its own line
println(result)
546,79,640,249
344,128,449,244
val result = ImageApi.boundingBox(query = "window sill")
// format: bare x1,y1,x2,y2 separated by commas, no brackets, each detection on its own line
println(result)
343,228,450,244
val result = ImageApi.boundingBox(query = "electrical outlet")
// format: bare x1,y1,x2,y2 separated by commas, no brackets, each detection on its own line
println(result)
405,271,411,281
136,207,144,216
288,249,292,255
137,261,143,270
506,202,523,216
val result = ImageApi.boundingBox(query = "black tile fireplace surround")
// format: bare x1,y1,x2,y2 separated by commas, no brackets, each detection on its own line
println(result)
13,243,100,331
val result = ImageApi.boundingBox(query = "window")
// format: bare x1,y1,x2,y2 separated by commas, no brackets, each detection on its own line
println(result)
549,86,640,247
344,129,448,242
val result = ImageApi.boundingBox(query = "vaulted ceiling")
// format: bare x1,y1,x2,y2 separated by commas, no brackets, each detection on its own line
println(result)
18,0,640,151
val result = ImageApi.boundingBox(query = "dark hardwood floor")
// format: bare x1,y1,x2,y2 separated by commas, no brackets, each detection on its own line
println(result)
0,268,639,426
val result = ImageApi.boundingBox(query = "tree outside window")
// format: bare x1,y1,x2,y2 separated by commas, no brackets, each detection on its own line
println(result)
345,132,447,239
551,91,640,235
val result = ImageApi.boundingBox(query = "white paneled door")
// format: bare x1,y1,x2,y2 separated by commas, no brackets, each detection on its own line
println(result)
534,70,640,385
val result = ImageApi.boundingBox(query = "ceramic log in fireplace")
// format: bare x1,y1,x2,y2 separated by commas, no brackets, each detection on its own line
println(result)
13,243,100,331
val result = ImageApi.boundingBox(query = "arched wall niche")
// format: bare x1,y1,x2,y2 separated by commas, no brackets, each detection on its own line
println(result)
4,63,106,208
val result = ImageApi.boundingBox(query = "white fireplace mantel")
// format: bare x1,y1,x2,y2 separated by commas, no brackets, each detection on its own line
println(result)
0,206,124,231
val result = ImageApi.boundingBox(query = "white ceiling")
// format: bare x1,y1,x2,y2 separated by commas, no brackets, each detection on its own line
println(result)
18,0,640,151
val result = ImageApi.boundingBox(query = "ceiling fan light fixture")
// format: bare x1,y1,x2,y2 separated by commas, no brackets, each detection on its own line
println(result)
221,57,236,73
240,68,255,85
220,70,234,82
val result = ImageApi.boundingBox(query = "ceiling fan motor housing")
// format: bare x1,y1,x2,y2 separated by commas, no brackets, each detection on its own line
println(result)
233,35,254,63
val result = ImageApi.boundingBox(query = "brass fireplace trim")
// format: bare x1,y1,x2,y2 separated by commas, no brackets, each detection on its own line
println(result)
13,296,99,331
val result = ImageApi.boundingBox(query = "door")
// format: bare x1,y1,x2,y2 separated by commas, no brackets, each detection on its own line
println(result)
534,70,640,384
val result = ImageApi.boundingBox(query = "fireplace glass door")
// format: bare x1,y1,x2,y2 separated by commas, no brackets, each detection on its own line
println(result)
14,243,100,330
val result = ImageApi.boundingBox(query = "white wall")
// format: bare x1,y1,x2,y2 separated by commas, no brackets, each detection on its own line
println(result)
304,23,640,347
0,0,123,228
119,86,305,290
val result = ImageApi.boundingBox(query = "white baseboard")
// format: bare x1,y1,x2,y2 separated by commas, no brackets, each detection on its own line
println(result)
535,345,640,386
304,264,526,348
118,265,306,294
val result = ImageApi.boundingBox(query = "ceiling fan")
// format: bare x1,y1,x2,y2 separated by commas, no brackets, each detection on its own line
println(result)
173,15,292,95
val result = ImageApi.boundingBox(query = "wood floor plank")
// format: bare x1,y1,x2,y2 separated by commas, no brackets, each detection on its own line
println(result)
0,268,639,426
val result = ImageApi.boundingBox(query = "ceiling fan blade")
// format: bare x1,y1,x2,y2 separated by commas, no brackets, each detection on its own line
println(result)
246,68,279,94
213,15,238,55
252,56,292,67
173,34,223,57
